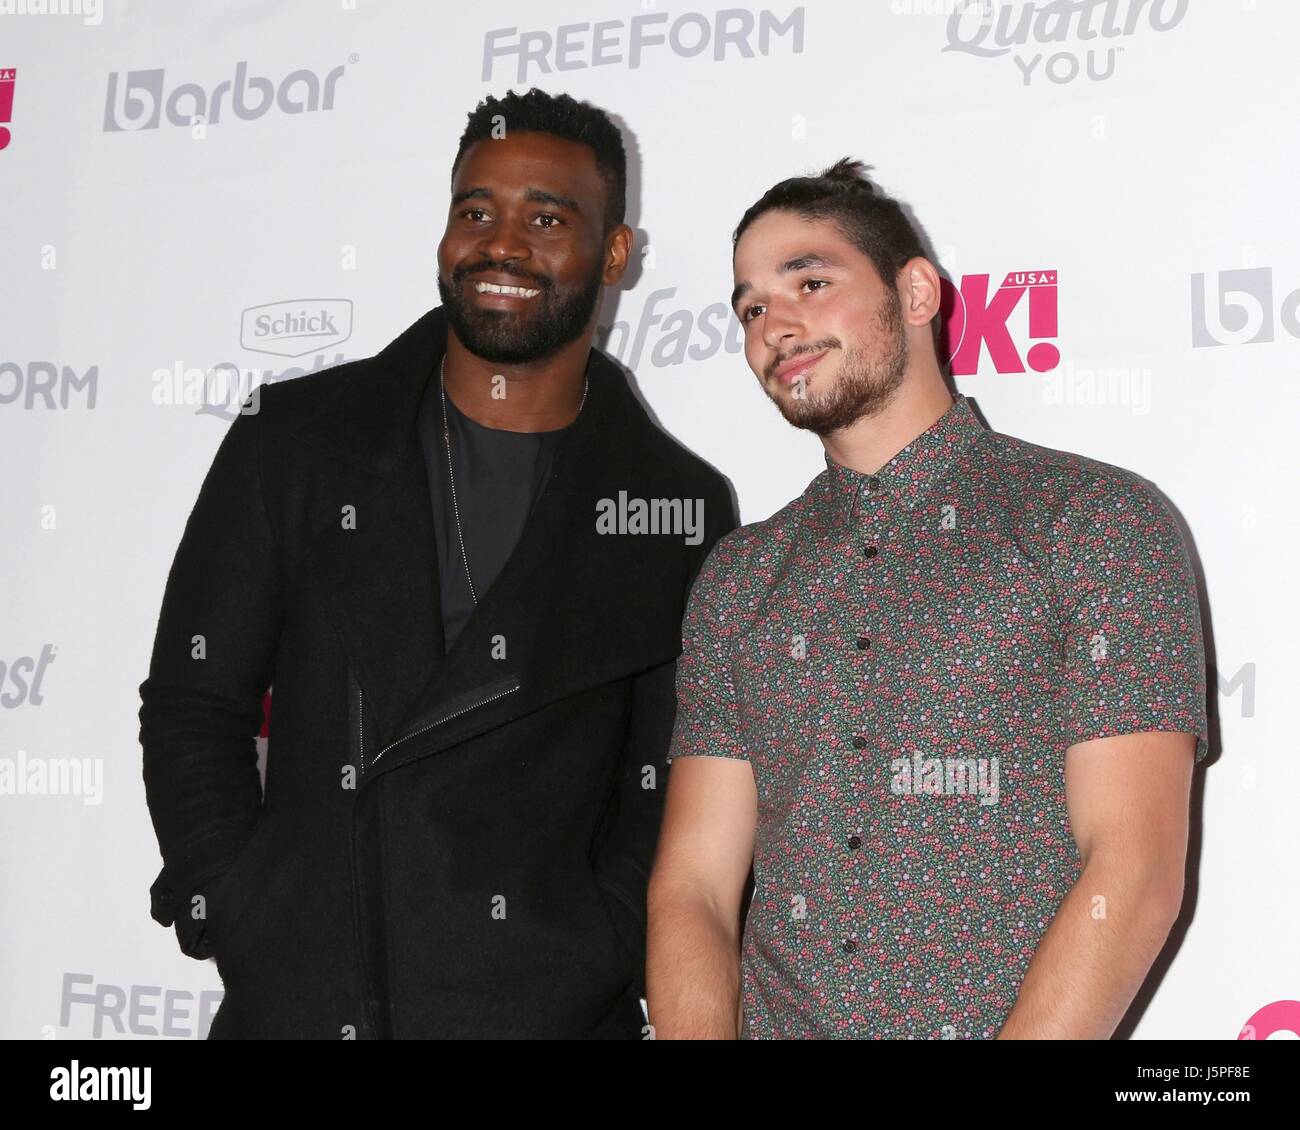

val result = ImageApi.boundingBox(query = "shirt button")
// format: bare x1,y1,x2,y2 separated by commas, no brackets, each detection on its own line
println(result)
865,476,880,492
856,636,871,650
847,835,862,849
842,938,857,954
851,735,867,749
863,544,878,558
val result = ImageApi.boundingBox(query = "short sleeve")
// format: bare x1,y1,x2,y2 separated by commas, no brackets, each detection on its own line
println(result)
1052,473,1209,763
667,540,749,765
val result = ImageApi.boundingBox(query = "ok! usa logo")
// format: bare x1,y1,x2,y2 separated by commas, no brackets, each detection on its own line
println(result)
0,68,15,151
939,268,1060,376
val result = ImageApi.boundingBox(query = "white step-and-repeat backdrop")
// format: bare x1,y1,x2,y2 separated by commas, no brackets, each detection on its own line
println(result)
1,0,1295,1039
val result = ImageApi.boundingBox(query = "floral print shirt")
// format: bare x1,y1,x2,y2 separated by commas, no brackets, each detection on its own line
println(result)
667,393,1208,1039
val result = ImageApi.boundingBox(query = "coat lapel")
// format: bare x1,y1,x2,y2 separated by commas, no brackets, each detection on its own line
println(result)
291,306,686,776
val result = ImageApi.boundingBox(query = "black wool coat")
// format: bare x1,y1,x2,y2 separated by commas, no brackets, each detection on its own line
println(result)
139,305,737,1038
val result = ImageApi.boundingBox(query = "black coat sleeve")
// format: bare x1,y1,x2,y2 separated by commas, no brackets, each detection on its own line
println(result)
138,399,282,959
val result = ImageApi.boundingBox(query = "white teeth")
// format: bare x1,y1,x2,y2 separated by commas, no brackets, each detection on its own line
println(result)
474,282,540,297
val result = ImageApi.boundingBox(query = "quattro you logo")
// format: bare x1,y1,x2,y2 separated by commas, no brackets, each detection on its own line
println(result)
942,0,1190,85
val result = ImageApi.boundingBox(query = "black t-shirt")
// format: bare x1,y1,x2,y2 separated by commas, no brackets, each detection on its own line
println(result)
416,362,570,652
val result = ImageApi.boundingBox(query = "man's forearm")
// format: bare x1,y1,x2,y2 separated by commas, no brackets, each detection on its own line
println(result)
997,861,1182,1039
646,883,740,1039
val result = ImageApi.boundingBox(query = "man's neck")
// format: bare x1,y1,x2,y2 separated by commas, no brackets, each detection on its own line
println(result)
442,328,591,433
821,368,955,475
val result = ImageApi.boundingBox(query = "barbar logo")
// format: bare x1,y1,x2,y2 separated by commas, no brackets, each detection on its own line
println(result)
1191,267,1300,348
940,269,1060,375
103,59,346,132
240,299,353,358
483,7,805,83
941,0,1189,86
0,67,15,150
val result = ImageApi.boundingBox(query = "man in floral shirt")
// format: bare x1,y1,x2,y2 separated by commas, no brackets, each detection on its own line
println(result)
646,159,1208,1040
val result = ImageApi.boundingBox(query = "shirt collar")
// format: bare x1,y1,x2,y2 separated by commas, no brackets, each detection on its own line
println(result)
820,393,985,523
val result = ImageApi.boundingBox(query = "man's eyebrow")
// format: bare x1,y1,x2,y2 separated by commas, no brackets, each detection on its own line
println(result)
730,252,846,312
449,186,582,213
525,187,581,213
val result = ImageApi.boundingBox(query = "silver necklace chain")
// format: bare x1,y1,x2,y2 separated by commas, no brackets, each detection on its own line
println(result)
438,355,588,607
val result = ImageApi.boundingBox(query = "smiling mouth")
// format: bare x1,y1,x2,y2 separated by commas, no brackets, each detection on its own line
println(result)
774,350,829,385
473,281,542,299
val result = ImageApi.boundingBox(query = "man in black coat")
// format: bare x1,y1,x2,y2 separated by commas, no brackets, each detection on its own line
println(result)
139,88,736,1039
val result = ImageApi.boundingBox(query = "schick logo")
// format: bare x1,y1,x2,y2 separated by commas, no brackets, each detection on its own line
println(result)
942,0,1189,85
0,67,15,150
1191,268,1300,348
940,269,1060,375
103,60,345,132
240,300,353,358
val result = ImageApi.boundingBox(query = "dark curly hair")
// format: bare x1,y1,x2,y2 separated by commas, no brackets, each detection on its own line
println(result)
733,158,927,293
452,88,627,235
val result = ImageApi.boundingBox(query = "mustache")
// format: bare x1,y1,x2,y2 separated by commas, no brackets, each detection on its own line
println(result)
453,261,552,290
767,339,839,380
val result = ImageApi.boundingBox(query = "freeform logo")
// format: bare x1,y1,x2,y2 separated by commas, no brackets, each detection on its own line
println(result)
1192,267,1300,348
600,287,745,371
940,269,1059,375
0,67,15,150
483,7,805,82
942,0,1189,85
103,59,346,132
890,751,1000,806
60,972,223,1039
0,361,97,408
595,491,706,545
240,299,353,358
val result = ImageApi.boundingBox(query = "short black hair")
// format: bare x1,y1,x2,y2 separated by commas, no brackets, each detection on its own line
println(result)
452,88,627,235
733,158,927,295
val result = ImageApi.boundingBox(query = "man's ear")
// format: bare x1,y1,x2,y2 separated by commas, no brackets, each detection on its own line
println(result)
602,224,635,286
901,257,942,325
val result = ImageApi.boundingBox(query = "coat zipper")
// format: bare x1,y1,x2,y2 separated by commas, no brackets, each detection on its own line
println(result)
357,680,366,774
370,677,520,769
